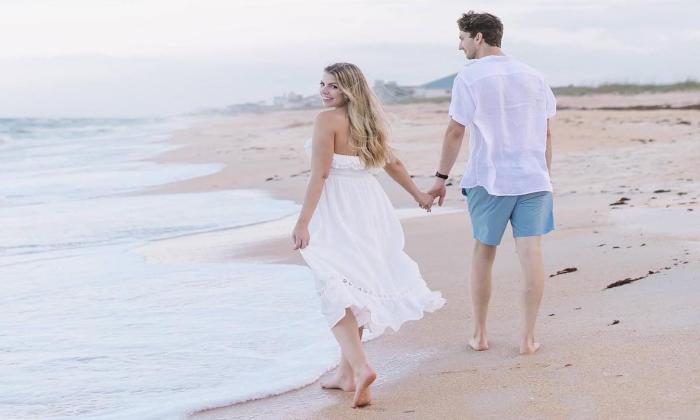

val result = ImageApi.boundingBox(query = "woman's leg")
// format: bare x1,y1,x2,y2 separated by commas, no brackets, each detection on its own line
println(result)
320,353,355,391
330,309,376,407
321,326,364,391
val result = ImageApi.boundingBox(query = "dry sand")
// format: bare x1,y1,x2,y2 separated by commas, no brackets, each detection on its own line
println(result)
137,93,700,419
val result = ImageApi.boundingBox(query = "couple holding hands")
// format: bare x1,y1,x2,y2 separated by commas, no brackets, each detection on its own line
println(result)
291,11,556,408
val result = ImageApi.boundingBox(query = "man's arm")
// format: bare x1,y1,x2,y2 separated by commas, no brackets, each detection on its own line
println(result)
545,119,552,175
427,118,466,205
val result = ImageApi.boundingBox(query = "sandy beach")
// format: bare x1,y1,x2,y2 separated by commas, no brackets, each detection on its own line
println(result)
137,92,700,419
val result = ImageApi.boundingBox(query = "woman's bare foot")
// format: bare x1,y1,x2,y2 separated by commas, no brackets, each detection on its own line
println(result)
468,335,489,351
352,364,377,408
519,339,541,355
320,367,355,391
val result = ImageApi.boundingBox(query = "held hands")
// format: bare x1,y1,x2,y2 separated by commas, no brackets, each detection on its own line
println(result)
414,191,436,212
427,178,447,206
292,222,310,250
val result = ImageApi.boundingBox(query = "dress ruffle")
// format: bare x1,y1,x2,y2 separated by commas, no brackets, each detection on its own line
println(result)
303,251,445,334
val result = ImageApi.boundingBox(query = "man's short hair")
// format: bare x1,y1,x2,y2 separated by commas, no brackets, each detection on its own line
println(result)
457,11,503,47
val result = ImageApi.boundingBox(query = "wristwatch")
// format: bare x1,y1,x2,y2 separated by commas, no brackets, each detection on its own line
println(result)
435,171,448,180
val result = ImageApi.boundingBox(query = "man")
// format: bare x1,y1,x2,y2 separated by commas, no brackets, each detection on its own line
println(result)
428,11,556,355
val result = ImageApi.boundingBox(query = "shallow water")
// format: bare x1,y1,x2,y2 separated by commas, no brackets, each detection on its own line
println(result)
0,118,340,419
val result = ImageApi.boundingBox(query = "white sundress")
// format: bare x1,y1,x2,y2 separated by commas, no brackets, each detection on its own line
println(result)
300,142,445,334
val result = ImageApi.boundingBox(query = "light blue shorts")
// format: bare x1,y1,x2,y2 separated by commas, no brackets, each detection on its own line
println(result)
462,186,554,246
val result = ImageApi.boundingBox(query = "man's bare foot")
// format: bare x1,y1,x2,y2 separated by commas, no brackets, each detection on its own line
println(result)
519,340,541,355
468,335,489,351
320,368,355,392
352,364,377,408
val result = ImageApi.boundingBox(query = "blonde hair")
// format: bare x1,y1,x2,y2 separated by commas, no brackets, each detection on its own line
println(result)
324,62,392,168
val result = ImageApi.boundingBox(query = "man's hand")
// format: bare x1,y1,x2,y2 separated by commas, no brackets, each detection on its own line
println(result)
427,179,447,206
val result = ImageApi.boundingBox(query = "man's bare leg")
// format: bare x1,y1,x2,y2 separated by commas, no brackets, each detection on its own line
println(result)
469,240,497,351
515,236,545,354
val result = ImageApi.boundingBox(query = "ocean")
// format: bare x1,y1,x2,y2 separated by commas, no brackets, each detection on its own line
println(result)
0,118,340,419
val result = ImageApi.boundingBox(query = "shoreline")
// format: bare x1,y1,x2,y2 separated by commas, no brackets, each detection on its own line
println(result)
138,93,700,419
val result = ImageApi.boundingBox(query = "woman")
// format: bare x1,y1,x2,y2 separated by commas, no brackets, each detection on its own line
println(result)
292,62,445,408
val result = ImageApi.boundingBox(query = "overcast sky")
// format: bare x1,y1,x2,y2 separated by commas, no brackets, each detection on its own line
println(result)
2,0,699,117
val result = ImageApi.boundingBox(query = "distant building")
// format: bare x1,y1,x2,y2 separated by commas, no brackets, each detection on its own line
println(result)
373,74,456,103
272,92,322,110
273,92,304,109
225,102,267,113
373,80,415,103
299,95,322,108
217,73,458,115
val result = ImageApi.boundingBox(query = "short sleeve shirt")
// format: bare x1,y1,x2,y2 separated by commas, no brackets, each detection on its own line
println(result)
449,55,556,196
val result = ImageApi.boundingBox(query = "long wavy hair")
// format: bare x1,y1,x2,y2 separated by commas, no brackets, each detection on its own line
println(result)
324,62,392,168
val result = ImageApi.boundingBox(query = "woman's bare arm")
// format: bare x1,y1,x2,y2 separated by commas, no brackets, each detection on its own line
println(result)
292,112,335,249
384,155,435,211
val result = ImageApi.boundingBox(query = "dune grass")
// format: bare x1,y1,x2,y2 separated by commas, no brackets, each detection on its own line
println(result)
553,80,700,96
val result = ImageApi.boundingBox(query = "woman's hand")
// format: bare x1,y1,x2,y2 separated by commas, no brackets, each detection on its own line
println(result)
292,222,310,250
414,191,435,212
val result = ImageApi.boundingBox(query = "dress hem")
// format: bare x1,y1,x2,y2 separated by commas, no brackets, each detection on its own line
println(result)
318,276,446,335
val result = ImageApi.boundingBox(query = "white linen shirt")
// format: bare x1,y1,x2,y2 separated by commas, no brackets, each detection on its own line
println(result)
449,55,556,196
